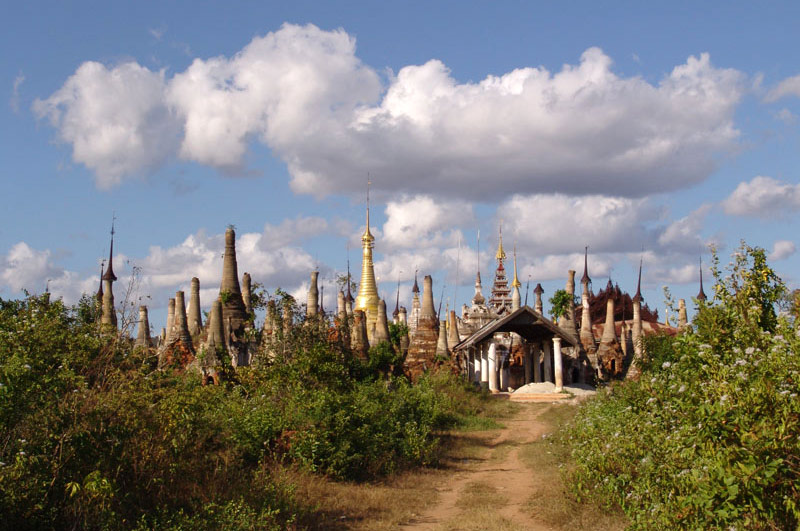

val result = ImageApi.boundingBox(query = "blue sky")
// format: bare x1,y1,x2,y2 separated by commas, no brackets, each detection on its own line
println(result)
3,1,800,329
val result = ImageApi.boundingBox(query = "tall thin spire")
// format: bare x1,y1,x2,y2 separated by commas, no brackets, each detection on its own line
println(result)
496,223,506,261
697,257,707,301
393,273,400,320
345,253,353,304
96,262,104,302
476,228,481,280
633,255,643,303
355,177,380,333
581,246,590,285
512,245,521,288
102,215,117,282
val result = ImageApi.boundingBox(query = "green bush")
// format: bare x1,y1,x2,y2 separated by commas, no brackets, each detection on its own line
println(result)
0,291,486,528
563,244,800,529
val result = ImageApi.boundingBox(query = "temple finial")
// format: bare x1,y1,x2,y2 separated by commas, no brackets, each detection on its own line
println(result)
102,214,117,282
697,257,707,301
362,175,374,241
496,223,506,262
96,261,105,302
581,246,590,284
512,245,521,288
633,254,643,303
393,272,401,318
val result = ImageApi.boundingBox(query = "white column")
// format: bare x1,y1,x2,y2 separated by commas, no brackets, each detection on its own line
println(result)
543,340,553,383
553,336,563,392
480,343,489,390
488,342,499,392
533,343,542,383
472,348,481,383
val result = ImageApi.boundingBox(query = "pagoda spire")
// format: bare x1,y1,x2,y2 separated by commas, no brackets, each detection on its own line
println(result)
102,215,117,282
488,224,512,312
393,274,400,320
496,223,506,262
345,254,353,306
100,216,117,327
581,246,590,285
512,245,521,288
96,262,104,303
355,178,380,333
633,256,643,303
696,257,707,301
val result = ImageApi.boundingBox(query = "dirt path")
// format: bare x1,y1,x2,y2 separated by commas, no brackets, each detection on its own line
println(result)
400,403,557,531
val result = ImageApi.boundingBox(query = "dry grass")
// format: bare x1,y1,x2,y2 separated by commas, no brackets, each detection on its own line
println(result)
291,398,627,530
444,481,522,531
519,403,629,531
289,428,500,530
289,466,445,530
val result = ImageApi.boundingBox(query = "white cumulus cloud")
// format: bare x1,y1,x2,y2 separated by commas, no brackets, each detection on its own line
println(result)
769,240,796,261
36,24,744,200
765,74,800,102
381,195,473,249
33,61,180,188
501,193,653,255
722,176,800,217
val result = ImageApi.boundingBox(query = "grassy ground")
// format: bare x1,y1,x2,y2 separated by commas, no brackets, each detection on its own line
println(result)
291,394,520,529
291,396,628,530
518,403,628,531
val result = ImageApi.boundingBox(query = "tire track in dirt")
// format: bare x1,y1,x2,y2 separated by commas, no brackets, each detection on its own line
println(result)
401,403,554,531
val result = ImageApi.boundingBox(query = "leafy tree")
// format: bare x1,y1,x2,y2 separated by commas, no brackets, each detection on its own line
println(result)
548,288,574,320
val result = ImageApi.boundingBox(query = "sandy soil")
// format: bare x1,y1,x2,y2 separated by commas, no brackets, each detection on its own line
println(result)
399,404,556,531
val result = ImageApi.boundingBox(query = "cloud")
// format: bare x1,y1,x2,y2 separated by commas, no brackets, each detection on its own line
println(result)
519,252,613,283
0,242,95,303
139,228,317,307
764,74,800,102
769,240,796,261
722,176,800,217
9,73,24,113
774,108,797,125
657,204,713,254
37,24,744,200
166,23,381,172
381,195,473,249
33,61,181,188
149,25,166,41
1,242,62,293
501,193,654,255
259,216,329,250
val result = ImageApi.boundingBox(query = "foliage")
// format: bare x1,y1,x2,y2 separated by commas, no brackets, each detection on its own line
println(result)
548,289,574,320
0,290,492,529
562,243,799,529
335,273,357,298
389,321,410,349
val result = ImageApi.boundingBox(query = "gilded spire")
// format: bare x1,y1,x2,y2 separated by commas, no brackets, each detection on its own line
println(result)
362,177,374,243
355,179,379,325
512,245,521,288
495,223,506,262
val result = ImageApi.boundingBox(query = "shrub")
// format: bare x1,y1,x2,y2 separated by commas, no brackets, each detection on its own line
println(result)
562,244,800,529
